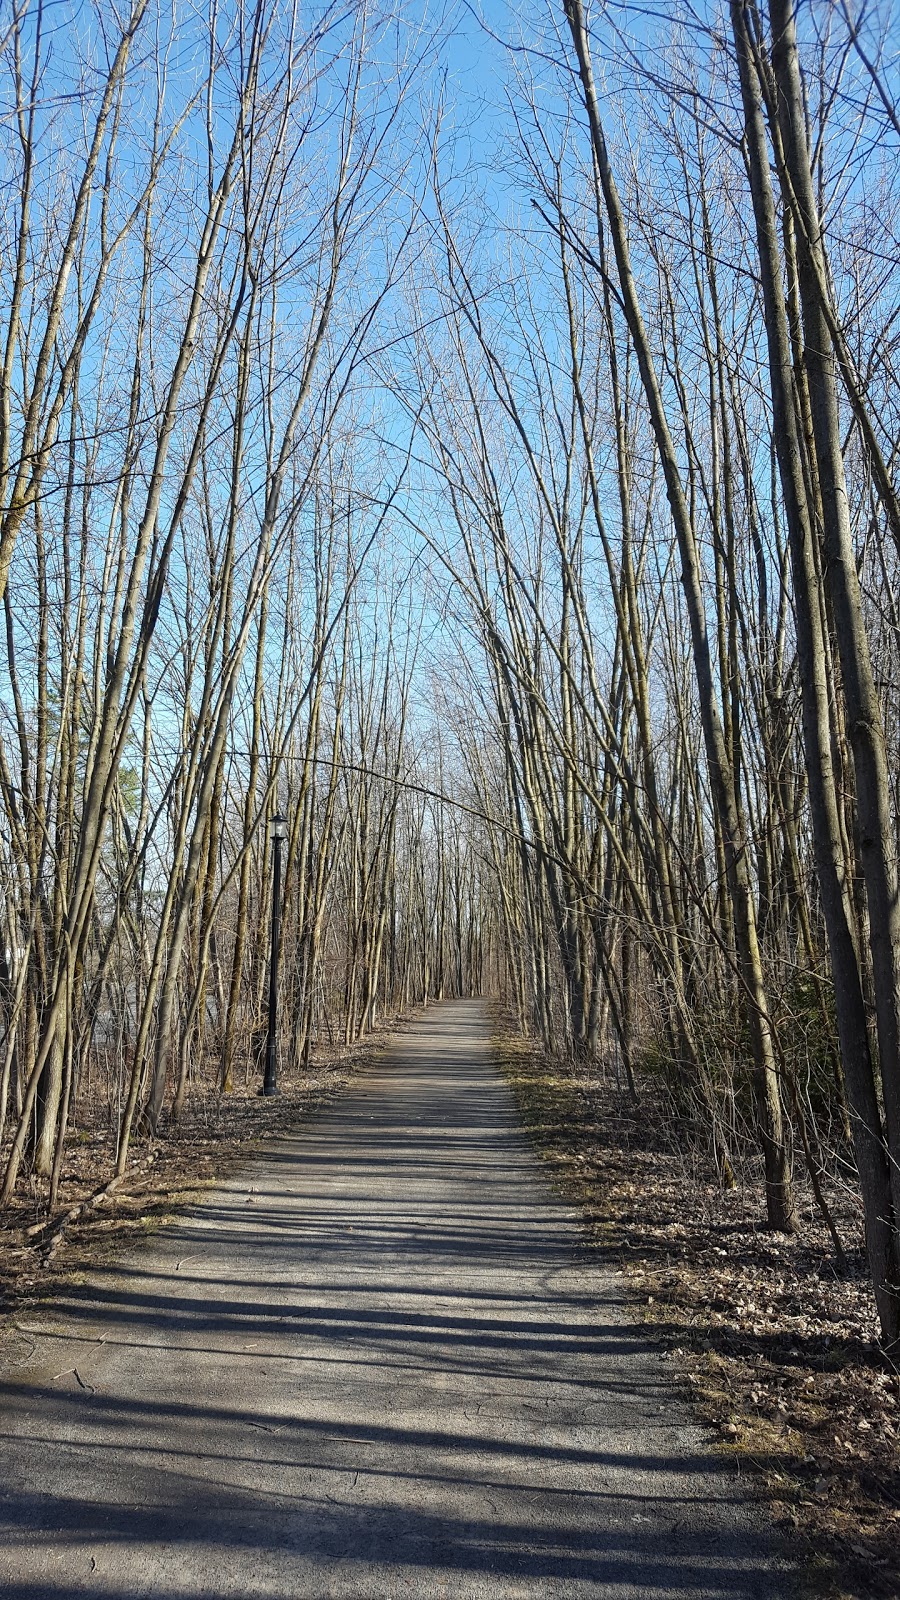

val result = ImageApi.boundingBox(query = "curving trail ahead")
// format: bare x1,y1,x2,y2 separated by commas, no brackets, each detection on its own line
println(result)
0,1000,791,1599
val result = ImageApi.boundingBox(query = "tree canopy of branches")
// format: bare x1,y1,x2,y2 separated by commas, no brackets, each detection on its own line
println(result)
3,0,900,1352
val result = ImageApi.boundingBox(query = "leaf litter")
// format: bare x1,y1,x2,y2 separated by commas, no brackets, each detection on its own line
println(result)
498,1032,900,1600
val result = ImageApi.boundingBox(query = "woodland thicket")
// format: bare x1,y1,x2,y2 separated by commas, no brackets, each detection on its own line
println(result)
3,0,900,1344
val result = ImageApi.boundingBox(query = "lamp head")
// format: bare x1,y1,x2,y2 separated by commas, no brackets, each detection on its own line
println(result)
272,813,287,842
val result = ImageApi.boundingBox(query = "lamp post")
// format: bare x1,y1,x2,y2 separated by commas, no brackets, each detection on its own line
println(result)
263,813,287,1098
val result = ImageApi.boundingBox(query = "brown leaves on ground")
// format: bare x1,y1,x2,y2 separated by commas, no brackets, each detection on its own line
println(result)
497,1033,900,1600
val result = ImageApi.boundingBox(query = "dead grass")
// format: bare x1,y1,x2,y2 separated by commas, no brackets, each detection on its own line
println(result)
495,1027,900,1600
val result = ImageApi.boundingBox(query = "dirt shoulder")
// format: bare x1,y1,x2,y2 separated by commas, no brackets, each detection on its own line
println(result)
494,1027,900,1600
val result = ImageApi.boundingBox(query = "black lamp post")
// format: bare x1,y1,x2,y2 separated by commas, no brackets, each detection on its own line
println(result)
263,813,287,1098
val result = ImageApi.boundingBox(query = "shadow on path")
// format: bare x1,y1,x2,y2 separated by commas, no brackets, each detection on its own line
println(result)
0,1001,791,1598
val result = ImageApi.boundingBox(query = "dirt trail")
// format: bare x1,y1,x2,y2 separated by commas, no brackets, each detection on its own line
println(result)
0,1001,792,1598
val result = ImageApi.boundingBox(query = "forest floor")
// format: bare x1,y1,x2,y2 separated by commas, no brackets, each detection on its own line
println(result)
495,1027,900,1600
0,1022,400,1323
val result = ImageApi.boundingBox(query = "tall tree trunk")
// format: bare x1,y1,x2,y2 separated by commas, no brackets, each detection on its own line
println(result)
731,0,899,1338
563,0,795,1229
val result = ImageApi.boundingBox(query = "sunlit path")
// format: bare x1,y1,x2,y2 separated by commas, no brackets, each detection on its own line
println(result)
0,1002,791,1598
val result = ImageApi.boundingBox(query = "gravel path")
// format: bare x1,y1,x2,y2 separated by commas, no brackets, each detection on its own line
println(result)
0,1000,793,1598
